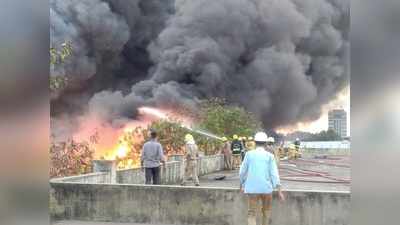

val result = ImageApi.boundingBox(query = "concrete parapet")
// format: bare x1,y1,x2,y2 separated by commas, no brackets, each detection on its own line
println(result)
50,172,111,184
54,155,224,185
93,160,117,183
167,154,184,162
198,154,224,176
117,161,183,185
50,182,350,225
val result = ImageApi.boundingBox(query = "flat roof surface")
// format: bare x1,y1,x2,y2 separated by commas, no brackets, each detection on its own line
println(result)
199,155,351,192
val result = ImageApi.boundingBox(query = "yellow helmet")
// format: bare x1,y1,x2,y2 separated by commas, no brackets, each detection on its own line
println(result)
248,136,253,141
242,136,247,141
247,141,256,150
238,137,243,141
233,134,238,139
221,137,228,142
185,134,194,142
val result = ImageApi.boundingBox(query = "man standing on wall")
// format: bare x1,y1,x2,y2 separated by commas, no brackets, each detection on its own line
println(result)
239,132,285,225
141,130,165,185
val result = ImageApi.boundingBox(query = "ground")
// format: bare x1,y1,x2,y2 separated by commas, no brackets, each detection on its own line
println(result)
199,155,350,192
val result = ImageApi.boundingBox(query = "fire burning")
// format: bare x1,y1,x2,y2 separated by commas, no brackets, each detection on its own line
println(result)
74,106,192,170
99,128,144,170
64,105,221,172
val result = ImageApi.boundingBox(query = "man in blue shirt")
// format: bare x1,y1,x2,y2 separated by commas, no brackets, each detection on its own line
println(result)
239,132,285,225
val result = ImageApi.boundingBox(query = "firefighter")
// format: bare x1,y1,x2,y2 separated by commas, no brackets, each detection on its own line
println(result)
266,137,280,167
278,142,286,159
294,138,301,159
288,144,297,160
220,137,232,170
181,134,200,186
240,136,247,161
231,135,244,169
294,138,301,150
246,137,255,151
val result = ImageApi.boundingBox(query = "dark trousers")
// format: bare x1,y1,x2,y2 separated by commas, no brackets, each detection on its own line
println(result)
145,167,160,185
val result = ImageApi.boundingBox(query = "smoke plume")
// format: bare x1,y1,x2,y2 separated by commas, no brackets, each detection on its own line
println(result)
50,0,130,87
51,0,349,133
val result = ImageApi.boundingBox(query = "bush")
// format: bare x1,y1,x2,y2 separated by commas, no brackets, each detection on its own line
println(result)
50,139,94,178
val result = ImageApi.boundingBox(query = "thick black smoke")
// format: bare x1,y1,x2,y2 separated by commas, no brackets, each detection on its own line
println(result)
50,0,174,102
51,0,349,131
50,0,129,90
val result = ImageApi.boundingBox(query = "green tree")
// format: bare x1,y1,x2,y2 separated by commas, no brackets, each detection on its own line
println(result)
147,118,225,156
304,129,342,141
197,98,262,140
147,119,188,155
50,41,72,91
50,41,72,65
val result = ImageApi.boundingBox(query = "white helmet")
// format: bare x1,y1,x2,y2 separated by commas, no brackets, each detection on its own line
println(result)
296,138,300,141
267,137,275,143
254,132,268,142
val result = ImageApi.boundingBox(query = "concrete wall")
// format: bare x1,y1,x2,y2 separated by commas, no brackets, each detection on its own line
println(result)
50,172,111,184
198,155,224,176
50,182,350,225
301,148,350,158
117,161,183,185
117,155,224,184
53,155,224,185
116,168,144,184
167,154,184,162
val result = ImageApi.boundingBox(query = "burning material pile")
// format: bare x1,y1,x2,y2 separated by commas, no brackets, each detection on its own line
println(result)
99,127,146,170
50,138,95,177
78,107,193,170
50,99,261,177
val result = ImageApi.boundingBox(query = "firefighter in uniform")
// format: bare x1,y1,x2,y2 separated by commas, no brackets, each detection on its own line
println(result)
266,137,280,167
294,138,301,159
231,135,244,169
220,137,232,170
181,134,200,186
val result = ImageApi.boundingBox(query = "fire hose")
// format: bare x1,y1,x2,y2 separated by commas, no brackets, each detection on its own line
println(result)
280,177,349,184
279,165,350,184
288,159,350,168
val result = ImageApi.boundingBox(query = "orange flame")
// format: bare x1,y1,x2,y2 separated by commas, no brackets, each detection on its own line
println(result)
73,106,192,170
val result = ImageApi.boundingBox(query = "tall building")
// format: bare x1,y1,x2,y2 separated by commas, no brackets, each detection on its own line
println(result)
328,109,347,138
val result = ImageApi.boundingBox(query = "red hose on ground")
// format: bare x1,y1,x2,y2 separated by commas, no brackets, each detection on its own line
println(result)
279,165,351,183
280,177,350,184
289,159,350,168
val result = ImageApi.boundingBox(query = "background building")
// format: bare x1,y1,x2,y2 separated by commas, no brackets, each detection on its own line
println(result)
328,109,347,138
